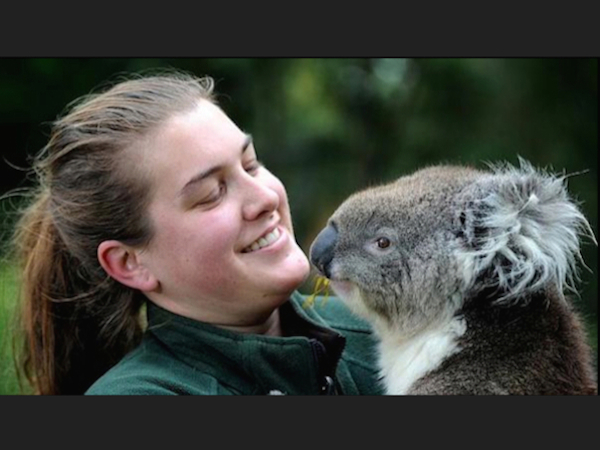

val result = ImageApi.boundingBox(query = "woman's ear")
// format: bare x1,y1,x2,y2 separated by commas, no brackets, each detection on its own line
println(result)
97,240,159,292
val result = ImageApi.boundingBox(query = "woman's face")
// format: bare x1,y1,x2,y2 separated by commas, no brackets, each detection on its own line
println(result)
136,100,310,326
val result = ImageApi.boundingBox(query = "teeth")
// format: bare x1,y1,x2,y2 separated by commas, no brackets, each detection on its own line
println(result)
244,228,281,253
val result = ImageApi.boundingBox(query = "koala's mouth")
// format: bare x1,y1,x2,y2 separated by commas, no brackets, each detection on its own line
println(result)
328,279,357,298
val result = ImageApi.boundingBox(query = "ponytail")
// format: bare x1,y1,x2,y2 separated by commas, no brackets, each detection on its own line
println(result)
14,189,145,394
11,72,215,395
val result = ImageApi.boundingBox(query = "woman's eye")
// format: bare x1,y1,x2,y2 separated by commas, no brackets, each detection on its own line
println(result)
245,161,263,175
376,237,391,249
197,183,226,206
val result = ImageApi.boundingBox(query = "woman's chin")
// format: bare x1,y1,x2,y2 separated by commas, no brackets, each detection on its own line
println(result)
272,250,311,295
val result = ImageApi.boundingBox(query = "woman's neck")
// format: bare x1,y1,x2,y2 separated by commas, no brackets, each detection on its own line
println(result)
219,309,283,336
147,295,285,337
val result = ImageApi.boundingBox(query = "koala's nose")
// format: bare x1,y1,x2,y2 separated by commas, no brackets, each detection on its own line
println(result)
309,223,338,279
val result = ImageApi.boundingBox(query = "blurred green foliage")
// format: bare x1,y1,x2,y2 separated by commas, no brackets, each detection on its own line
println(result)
0,59,597,394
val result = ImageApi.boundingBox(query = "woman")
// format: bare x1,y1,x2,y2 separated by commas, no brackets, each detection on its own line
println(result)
12,71,382,395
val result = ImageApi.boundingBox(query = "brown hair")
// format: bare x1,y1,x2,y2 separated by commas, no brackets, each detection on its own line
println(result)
11,71,215,394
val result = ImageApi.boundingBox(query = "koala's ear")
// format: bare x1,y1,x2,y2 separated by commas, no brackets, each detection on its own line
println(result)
454,159,596,302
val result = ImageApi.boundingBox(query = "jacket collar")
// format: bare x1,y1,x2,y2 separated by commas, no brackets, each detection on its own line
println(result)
145,292,346,395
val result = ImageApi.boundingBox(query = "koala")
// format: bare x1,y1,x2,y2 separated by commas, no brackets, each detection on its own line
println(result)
310,159,597,395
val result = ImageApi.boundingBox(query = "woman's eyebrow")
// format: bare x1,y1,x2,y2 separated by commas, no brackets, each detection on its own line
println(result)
241,133,254,154
178,134,253,198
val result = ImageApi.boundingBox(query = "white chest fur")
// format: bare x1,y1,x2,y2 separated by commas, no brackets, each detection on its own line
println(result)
377,317,467,395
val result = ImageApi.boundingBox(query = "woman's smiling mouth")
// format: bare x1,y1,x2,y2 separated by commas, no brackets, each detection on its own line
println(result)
242,227,282,253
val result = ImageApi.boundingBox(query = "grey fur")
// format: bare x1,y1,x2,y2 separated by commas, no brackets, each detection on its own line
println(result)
310,159,597,395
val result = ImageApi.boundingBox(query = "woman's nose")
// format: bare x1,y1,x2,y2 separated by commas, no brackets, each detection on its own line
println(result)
242,175,280,221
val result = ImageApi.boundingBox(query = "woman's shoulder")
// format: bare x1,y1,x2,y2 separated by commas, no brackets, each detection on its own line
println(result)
84,338,226,395
290,292,379,364
290,291,372,333
290,292,384,395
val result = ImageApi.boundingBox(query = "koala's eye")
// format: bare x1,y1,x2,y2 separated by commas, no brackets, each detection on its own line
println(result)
376,237,391,249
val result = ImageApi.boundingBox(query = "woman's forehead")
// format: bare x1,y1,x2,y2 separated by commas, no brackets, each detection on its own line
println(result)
155,100,244,151
137,101,250,199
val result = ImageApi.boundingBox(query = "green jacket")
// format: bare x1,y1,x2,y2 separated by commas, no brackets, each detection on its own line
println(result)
85,291,383,395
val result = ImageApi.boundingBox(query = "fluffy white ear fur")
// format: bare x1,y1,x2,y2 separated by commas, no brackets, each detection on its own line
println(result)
455,158,596,303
